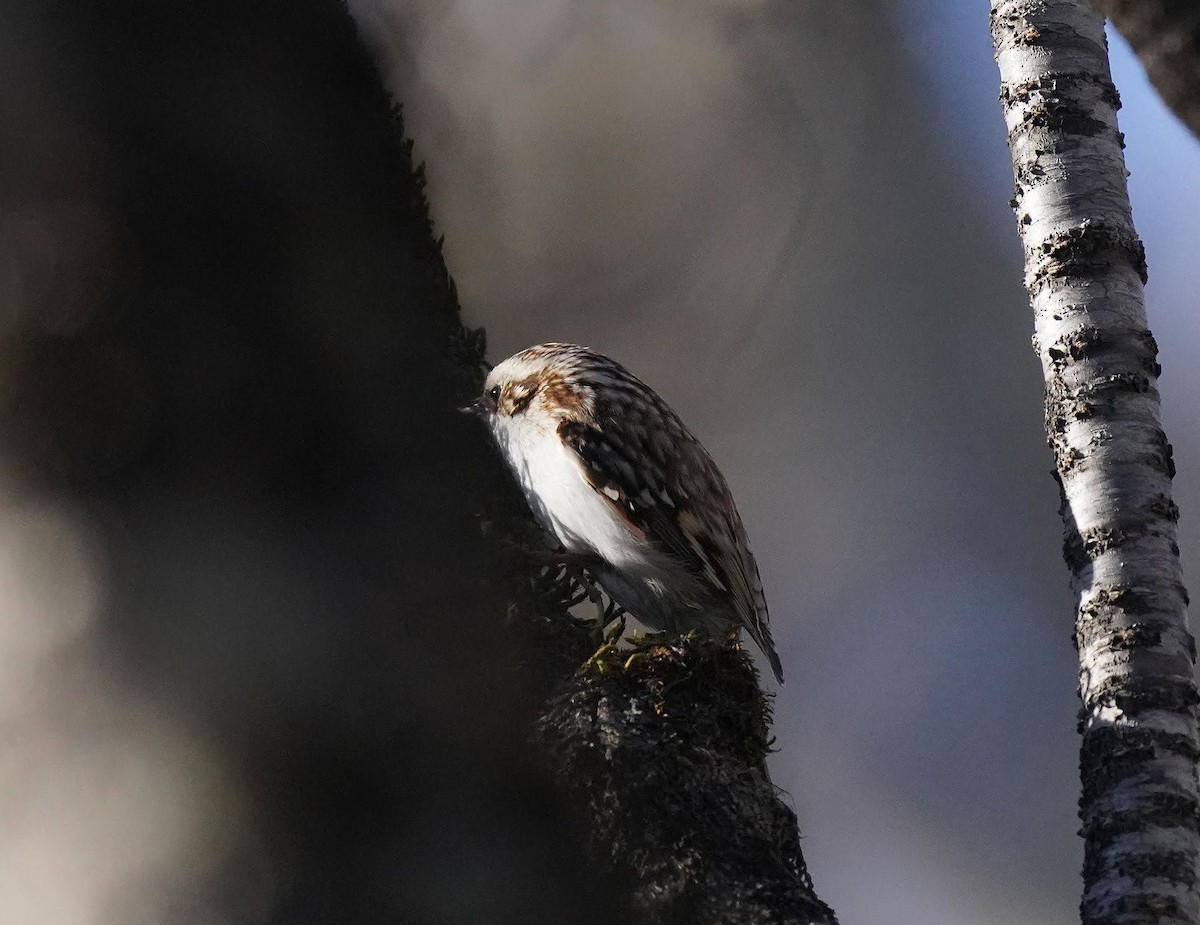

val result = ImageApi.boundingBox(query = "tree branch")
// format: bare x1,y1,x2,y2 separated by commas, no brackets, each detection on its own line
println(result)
1089,1,1200,142
991,3,1200,923
505,556,837,924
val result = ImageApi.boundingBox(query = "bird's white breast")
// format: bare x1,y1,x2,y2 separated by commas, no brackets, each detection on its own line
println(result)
492,416,652,574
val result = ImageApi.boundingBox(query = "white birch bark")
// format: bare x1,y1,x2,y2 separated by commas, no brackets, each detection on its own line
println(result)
991,2,1200,923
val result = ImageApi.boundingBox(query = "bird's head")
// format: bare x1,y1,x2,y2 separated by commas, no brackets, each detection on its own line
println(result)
462,343,594,433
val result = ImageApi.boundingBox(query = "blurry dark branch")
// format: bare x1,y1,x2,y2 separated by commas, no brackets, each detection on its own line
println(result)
0,0,623,920
510,557,837,925
1089,1,1200,141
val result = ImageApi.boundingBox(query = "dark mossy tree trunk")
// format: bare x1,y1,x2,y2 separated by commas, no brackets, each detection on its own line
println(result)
0,1,622,921
991,2,1200,922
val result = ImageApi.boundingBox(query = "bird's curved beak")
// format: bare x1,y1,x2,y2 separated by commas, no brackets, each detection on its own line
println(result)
459,396,489,418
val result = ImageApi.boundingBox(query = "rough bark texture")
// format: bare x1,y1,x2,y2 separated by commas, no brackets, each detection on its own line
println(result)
991,3,1200,924
1089,1,1200,142
514,571,838,925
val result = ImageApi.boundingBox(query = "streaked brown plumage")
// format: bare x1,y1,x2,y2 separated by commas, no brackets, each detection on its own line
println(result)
467,343,782,683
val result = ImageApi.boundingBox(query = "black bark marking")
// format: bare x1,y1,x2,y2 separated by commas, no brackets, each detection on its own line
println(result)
1045,326,1160,374
1063,521,1175,570
1031,221,1149,291
1080,676,1200,716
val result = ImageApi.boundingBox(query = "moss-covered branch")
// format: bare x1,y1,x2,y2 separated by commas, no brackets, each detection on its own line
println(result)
510,574,837,925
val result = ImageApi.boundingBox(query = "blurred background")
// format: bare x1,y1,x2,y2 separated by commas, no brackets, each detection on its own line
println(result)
2,0,1198,923
353,0,1200,920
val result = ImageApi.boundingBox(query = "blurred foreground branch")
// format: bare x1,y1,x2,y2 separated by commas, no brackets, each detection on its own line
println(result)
991,2,1200,923
1089,1,1200,142
0,1,637,920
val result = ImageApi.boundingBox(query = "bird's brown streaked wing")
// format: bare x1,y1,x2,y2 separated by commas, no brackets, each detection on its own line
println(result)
557,401,783,683
557,416,751,612
718,508,780,681
557,418,708,578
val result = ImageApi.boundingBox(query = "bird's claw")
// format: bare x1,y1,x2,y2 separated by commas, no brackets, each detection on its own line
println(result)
601,612,626,644
586,641,619,672
531,547,604,573
627,629,670,647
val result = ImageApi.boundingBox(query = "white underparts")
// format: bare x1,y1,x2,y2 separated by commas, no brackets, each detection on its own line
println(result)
491,413,707,630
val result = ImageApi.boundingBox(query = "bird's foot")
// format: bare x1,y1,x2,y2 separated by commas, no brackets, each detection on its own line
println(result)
601,610,627,644
626,629,671,647
548,548,606,571
618,630,671,672
585,641,620,673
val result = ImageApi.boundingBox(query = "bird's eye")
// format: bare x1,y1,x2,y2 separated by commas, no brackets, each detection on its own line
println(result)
487,385,501,406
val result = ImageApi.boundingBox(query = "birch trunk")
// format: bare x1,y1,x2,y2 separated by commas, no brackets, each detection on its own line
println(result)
991,2,1200,922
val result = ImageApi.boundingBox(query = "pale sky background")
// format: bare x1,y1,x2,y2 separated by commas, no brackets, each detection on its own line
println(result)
349,1,1200,922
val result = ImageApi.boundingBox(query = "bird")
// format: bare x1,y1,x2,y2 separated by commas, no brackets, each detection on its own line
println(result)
464,343,783,683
